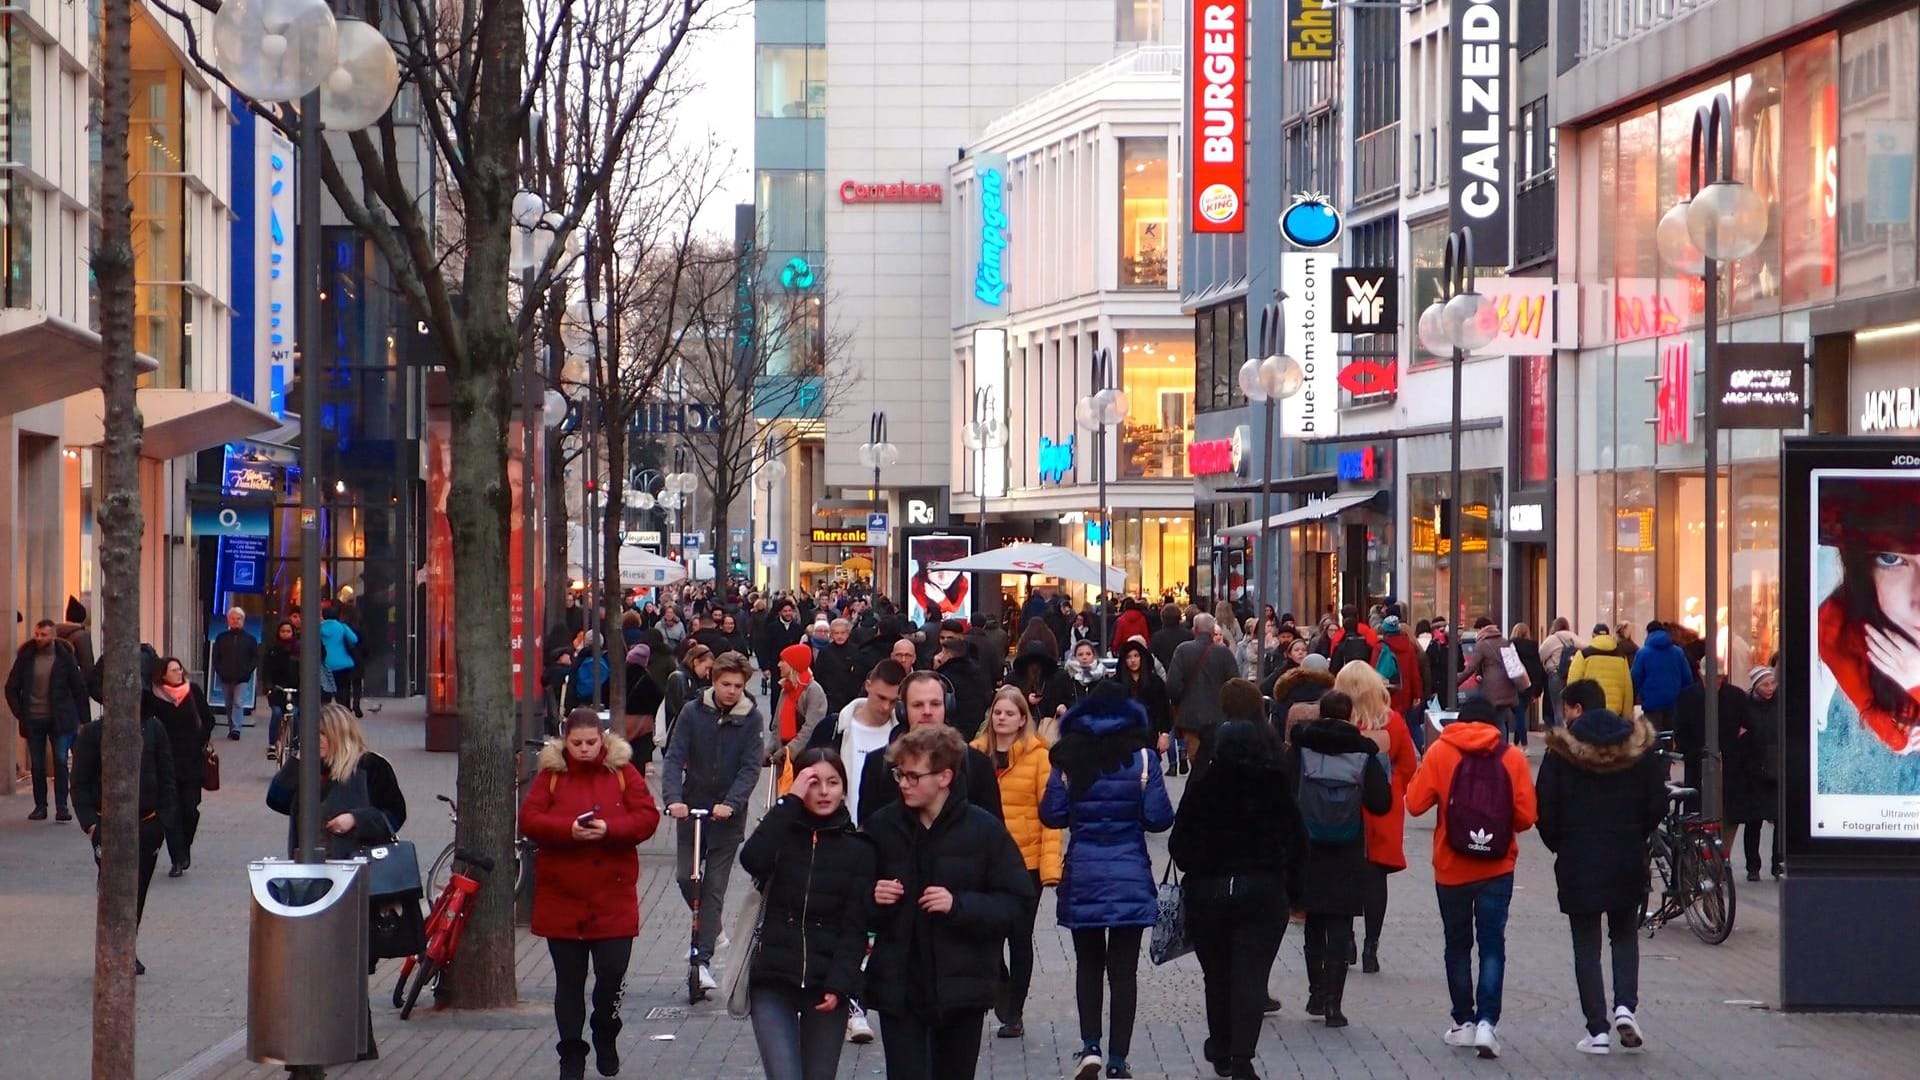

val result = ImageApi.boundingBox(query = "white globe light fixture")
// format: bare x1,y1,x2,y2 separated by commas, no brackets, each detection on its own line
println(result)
1443,291,1498,354
1686,178,1769,262
213,0,340,103
319,18,400,132
1095,386,1129,426
856,441,900,470
629,490,657,512
1656,199,1705,275
756,457,789,490
1416,300,1451,356
1237,356,1269,403
1259,354,1306,399
541,388,569,428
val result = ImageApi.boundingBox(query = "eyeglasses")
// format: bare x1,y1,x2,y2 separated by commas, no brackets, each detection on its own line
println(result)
892,766,945,787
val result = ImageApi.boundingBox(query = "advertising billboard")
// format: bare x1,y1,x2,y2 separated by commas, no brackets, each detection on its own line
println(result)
905,534,974,627
1448,0,1511,266
1280,251,1337,438
1782,438,1920,855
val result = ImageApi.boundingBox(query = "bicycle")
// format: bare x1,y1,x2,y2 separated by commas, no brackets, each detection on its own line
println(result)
423,739,547,899
1642,755,1736,944
392,847,495,1018
267,687,300,763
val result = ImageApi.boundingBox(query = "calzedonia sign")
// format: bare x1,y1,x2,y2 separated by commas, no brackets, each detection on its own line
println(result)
1190,1,1246,233
972,154,1011,312
840,180,943,204
1449,0,1511,266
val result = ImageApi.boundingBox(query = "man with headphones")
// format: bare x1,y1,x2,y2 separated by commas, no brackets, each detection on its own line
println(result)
854,669,1003,829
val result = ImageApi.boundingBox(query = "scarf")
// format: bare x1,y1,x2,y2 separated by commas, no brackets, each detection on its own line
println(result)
1064,658,1104,687
157,681,192,707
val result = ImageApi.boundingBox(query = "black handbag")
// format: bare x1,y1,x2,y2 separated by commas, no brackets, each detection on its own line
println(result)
348,773,427,961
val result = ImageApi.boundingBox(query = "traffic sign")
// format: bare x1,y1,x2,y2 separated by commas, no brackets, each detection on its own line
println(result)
866,512,890,547
758,538,780,567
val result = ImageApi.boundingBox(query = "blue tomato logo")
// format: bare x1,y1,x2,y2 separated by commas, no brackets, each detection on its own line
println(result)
1280,193,1342,250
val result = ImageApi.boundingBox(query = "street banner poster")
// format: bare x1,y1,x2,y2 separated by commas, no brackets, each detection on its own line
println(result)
1190,0,1247,233
1783,438,1920,852
1280,251,1337,438
1448,0,1511,266
906,535,974,626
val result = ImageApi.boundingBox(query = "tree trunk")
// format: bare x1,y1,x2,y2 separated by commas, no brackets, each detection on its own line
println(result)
442,322,521,1008
92,0,143,1073
543,423,569,635
709,498,732,596
601,421,626,718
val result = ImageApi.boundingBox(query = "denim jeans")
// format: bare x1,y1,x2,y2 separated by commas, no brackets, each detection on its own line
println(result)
749,982,846,1080
1435,873,1514,1025
267,702,288,748
223,681,247,734
22,717,71,810
1489,704,1519,745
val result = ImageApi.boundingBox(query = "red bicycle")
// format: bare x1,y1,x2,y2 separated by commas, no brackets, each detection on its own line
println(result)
391,847,494,1018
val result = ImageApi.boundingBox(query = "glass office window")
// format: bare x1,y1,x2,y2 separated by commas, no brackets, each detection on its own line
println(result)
756,169,824,253
756,45,826,119
1118,137,1169,288
1837,9,1918,298
1408,217,1449,368
1116,0,1163,42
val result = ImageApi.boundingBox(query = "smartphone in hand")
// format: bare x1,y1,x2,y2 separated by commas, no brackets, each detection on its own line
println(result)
575,805,601,827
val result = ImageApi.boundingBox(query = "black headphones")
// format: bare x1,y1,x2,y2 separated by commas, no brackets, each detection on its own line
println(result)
895,670,957,723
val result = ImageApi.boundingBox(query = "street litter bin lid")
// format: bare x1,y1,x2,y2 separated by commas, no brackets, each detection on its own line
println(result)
249,860,365,916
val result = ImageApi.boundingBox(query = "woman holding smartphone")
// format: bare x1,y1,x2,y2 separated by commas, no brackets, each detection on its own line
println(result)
739,748,877,1080
520,708,662,1080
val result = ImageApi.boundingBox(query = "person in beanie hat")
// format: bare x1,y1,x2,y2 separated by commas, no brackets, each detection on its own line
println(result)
1727,666,1782,880
773,643,829,784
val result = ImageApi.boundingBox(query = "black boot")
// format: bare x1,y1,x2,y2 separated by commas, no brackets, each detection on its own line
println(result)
590,1016,621,1077
1229,1057,1263,1080
1323,957,1350,1028
1303,941,1326,1016
1361,938,1380,974
1202,1037,1230,1077
558,1038,590,1080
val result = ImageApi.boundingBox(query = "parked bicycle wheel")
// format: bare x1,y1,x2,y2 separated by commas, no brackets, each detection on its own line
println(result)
426,842,458,902
399,956,439,1020
1683,833,1736,945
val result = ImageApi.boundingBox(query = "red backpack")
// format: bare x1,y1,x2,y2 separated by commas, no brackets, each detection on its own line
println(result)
1445,748,1514,859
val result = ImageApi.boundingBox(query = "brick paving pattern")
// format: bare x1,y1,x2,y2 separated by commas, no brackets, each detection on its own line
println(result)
5,699,1917,1078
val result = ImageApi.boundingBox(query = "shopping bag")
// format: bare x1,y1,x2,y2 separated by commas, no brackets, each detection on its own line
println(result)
1148,861,1192,965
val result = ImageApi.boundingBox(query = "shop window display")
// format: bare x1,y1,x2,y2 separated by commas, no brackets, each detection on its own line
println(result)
1118,137,1170,288
1115,329,1193,479
1408,470,1504,628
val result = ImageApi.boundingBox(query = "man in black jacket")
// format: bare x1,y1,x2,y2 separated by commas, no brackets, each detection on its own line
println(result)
6,620,92,821
71,712,176,971
864,725,1032,1080
210,606,262,741
1148,604,1191,669
932,620,992,740
814,619,867,716
856,670,1002,828
661,651,766,990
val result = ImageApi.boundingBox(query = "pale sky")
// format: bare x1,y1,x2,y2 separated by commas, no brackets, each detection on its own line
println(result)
678,5,755,237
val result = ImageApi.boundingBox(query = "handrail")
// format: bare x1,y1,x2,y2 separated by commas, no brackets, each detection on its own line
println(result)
982,46,1182,138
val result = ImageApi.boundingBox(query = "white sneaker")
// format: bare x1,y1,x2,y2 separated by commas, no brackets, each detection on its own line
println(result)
1443,1022,1477,1047
1473,1020,1500,1059
1577,1032,1611,1055
1073,1051,1103,1080
1612,1006,1643,1050
845,1010,873,1044
696,964,717,992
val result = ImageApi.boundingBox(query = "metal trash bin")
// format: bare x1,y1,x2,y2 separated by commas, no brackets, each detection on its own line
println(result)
247,859,370,1066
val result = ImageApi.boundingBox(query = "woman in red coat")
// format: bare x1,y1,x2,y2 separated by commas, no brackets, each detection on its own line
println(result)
1334,662,1418,975
520,708,662,1079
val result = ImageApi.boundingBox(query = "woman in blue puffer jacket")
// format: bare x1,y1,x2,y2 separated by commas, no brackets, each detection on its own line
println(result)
1041,682,1175,1080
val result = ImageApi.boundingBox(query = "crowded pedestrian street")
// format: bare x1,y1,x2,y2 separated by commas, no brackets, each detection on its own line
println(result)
4,700,1916,1080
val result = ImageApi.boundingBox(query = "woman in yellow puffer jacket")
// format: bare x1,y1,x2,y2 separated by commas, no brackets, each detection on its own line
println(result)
972,685,1063,1039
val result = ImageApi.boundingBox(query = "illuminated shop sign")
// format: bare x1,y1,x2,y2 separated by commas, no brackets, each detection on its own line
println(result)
811,528,870,545
1280,249,1336,437
1190,1,1246,233
1448,0,1511,265
260,129,297,417
1859,386,1920,434
1655,341,1691,446
1508,503,1545,534
973,155,1011,309
1285,0,1334,61
840,180,944,204
1039,435,1075,484
1187,426,1247,477
1337,447,1379,483
1716,343,1807,430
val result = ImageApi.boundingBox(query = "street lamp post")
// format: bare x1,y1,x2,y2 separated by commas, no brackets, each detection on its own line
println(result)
753,437,788,590
1417,227,1497,712
214,0,399,862
1657,92,1769,822
1241,303,1307,636
1076,349,1128,653
859,412,899,587
963,388,1008,553
668,447,696,576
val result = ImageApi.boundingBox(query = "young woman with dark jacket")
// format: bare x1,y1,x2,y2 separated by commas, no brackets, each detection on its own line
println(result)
739,748,877,1080
1281,691,1391,1029
1010,640,1077,741
664,643,714,740
1170,720,1307,1080
260,620,300,761
145,657,215,877
1041,685,1176,1080
520,709,662,1079
1111,639,1171,752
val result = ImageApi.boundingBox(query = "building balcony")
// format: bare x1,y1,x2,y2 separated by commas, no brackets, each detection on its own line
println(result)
1352,122,1399,209
1575,0,1717,62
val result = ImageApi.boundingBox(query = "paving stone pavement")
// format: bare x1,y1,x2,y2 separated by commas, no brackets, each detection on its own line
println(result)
6,700,1920,1079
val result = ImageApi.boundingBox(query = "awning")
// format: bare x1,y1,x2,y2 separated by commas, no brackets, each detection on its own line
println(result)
63,389,280,460
0,310,160,416
1217,490,1384,538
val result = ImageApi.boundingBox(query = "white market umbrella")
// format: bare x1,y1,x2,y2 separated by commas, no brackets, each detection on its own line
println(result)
568,529,691,586
931,542,1128,591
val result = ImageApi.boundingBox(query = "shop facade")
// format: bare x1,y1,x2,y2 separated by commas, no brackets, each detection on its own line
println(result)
1555,4,1919,682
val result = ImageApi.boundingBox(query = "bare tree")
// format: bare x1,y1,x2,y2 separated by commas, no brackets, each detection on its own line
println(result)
153,0,729,1007
90,0,143,1073
674,244,855,589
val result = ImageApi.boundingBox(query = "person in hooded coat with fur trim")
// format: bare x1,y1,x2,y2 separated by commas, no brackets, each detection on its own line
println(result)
1535,679,1667,1057
520,708,662,1079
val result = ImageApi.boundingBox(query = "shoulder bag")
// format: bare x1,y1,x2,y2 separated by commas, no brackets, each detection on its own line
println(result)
350,771,426,960
1148,859,1192,965
725,854,776,1019
201,745,221,792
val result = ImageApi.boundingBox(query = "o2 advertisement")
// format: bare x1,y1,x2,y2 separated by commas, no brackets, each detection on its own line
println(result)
1784,439,1920,853
906,535,973,627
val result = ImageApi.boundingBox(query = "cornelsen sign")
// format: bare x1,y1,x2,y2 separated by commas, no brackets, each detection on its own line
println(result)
1191,1,1246,233
840,180,943,204
1449,0,1510,266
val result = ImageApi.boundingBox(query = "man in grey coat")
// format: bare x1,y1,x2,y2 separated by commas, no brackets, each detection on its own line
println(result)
1167,613,1240,773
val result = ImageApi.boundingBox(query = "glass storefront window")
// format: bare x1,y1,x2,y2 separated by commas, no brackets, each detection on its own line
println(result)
1781,34,1839,308
1065,509,1191,602
1614,468,1656,630
1408,469,1504,627
755,45,826,119
1116,328,1193,479
755,169,825,253
1729,460,1781,679
132,31,185,387
1837,9,1918,298
1729,54,1783,316
1615,338,1655,470
1615,106,1670,342
1409,217,1449,369
1118,137,1170,288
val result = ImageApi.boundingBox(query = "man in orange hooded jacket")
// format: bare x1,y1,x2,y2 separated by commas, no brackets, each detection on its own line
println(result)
1406,698,1538,1061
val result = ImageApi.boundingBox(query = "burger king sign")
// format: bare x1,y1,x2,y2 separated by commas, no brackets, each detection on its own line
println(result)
1191,2,1246,234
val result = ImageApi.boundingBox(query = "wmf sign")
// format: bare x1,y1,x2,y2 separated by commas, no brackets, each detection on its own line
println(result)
1331,268,1397,334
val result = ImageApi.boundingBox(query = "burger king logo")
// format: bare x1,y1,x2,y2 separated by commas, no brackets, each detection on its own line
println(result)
1198,183,1240,226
